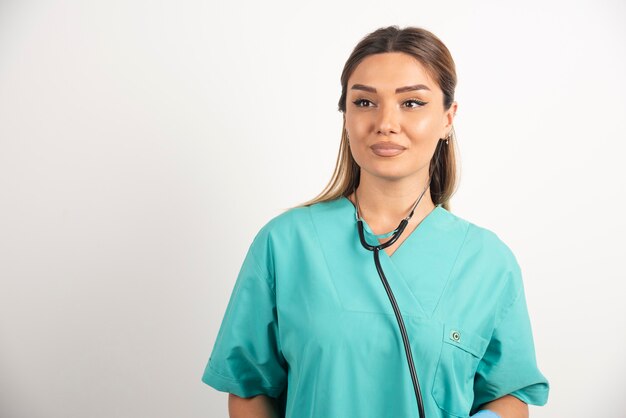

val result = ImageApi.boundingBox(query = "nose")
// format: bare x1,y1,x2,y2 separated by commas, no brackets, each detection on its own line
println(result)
376,102,400,136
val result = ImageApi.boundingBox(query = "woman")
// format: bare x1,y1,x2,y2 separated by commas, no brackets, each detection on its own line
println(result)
201,26,549,418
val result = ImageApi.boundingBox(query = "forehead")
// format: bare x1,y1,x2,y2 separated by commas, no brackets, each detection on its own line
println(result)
348,52,439,93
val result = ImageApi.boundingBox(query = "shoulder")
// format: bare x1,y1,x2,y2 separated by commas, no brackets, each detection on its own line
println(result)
254,205,312,243
252,198,347,242
441,208,518,264
245,204,315,276
247,198,348,269
445,209,524,290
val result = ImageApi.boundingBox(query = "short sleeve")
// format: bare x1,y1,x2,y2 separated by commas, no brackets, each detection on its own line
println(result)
471,263,550,413
201,236,288,398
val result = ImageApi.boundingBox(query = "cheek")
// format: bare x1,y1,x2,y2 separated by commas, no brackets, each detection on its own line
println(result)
404,114,441,136
345,113,370,135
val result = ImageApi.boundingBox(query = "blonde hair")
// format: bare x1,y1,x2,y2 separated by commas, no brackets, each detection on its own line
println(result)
293,25,460,211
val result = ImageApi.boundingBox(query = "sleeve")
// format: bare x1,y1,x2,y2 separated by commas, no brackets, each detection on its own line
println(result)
200,234,288,398
471,261,550,413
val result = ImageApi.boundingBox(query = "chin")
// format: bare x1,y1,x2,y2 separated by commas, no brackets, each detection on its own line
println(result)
361,160,427,181
365,168,411,181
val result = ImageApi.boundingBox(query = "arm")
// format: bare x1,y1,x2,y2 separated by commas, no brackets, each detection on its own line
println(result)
471,258,549,416
474,394,528,418
201,237,288,413
229,393,280,418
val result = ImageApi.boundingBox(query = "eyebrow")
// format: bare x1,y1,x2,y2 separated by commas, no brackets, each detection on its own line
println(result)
350,83,431,93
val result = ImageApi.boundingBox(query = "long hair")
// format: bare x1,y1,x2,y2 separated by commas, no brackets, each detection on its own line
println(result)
294,25,459,211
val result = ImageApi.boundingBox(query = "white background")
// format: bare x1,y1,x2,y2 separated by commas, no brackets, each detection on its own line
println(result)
1,0,625,417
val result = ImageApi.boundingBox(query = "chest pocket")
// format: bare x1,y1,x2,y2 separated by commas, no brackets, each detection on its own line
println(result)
431,323,489,417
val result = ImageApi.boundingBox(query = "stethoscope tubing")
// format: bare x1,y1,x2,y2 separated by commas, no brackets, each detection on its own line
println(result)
357,220,426,418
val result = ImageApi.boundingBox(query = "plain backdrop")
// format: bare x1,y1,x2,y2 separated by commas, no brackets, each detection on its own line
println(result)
1,0,625,417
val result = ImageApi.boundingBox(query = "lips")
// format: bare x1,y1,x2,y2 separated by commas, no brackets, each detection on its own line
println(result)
370,142,406,157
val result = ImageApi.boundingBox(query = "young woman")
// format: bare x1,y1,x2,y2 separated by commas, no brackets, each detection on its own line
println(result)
201,25,549,418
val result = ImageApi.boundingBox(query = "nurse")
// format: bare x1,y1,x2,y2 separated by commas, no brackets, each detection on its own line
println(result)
201,25,549,418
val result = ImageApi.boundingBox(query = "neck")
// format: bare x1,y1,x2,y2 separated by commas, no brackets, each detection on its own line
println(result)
350,172,436,226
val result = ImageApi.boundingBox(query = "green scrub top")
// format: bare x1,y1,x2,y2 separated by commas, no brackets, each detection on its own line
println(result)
201,197,549,417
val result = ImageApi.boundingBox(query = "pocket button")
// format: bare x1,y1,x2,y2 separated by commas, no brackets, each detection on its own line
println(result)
450,330,461,342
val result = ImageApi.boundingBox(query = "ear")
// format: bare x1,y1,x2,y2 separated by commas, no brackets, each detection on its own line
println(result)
442,101,458,136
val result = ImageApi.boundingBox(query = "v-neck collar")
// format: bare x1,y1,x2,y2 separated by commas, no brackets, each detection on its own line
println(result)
338,195,444,260
309,196,468,318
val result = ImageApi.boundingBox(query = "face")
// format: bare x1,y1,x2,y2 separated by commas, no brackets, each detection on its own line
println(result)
344,52,457,184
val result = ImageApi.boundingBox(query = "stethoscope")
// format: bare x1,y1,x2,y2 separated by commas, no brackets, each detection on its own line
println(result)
353,141,445,418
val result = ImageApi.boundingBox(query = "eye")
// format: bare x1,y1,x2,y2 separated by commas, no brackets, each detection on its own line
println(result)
403,99,427,108
352,98,374,107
